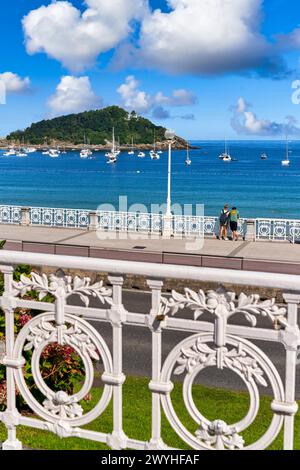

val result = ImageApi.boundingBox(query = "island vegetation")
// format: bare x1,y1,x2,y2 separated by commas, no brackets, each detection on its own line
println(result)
7,106,178,147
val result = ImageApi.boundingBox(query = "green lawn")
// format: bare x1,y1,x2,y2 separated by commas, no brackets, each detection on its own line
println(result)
0,376,299,450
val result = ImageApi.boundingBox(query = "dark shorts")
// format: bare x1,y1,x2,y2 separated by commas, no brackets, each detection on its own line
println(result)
230,221,238,232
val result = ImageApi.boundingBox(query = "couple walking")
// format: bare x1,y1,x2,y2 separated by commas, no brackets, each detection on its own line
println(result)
219,204,240,241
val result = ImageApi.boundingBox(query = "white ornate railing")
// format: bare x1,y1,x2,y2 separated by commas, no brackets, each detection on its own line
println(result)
0,250,299,450
1,204,300,242
256,219,300,243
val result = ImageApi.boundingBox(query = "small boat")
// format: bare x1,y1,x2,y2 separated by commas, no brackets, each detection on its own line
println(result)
3,147,16,156
48,149,60,158
80,149,90,159
106,128,118,163
261,153,268,160
107,154,117,164
128,137,135,155
23,147,37,154
16,150,28,157
282,139,290,166
150,150,160,160
219,138,232,161
138,152,146,158
150,131,160,159
185,141,192,165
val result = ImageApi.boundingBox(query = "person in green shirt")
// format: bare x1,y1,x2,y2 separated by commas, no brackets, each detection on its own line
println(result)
229,207,240,241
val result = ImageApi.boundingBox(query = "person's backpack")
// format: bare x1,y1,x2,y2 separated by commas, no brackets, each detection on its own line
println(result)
219,210,228,225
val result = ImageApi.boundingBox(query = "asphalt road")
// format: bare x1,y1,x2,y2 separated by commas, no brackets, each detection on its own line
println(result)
76,289,300,400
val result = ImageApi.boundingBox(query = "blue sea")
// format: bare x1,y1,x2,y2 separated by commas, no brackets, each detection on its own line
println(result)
0,140,300,219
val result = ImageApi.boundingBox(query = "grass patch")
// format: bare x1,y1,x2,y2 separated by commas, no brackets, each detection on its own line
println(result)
0,376,299,450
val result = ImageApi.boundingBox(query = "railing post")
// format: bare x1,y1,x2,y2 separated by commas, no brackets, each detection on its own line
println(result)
245,219,256,241
20,207,30,226
281,292,300,450
162,214,174,238
146,279,168,450
88,211,98,231
106,275,127,450
1,266,22,450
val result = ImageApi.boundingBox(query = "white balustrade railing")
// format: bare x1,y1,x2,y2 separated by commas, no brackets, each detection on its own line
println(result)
1,204,300,242
0,250,299,450
256,219,300,243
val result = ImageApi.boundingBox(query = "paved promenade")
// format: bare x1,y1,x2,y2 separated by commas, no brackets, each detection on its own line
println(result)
1,224,300,274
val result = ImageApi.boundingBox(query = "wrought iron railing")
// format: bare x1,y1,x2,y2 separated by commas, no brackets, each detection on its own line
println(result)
0,250,299,450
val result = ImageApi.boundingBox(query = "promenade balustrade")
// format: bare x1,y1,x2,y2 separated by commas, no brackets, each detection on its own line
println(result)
0,250,299,450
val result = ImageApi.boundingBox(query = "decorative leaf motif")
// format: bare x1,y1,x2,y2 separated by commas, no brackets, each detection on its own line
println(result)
160,287,287,329
196,420,245,450
43,391,83,419
174,339,268,388
12,273,113,308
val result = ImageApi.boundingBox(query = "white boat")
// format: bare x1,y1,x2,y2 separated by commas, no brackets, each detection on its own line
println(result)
23,147,37,154
150,150,160,160
16,150,28,157
106,127,119,163
48,149,60,158
3,147,16,156
138,152,146,158
42,151,49,155
219,139,232,161
128,137,135,155
150,132,160,159
80,149,90,159
185,142,192,165
282,139,290,166
107,156,117,164
261,153,268,160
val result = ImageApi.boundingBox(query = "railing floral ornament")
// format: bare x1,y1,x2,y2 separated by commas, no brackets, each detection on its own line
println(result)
159,287,288,329
158,287,289,450
0,252,299,451
12,272,113,307
6,272,115,442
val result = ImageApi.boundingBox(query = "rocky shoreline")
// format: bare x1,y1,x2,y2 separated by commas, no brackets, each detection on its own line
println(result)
0,137,200,151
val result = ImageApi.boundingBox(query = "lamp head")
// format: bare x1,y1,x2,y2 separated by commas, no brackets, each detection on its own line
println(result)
165,129,175,141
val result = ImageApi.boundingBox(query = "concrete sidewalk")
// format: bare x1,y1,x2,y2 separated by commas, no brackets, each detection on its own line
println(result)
1,224,300,274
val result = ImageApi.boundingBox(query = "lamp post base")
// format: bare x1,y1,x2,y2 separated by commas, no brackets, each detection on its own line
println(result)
162,214,174,239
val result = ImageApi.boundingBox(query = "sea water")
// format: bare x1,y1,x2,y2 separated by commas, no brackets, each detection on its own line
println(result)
0,140,299,219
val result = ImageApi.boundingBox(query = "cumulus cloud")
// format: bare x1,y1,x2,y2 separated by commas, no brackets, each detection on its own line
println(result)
117,75,151,113
139,0,285,76
23,0,147,72
117,75,197,120
0,72,30,93
231,97,300,137
48,76,101,116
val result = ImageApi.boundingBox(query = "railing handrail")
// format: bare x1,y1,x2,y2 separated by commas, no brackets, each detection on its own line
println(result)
1,250,300,292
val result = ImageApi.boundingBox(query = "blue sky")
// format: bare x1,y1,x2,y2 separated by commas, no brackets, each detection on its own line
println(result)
1,0,300,140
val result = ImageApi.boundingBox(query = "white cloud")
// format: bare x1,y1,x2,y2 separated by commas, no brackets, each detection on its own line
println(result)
48,76,101,116
23,0,147,72
231,97,300,136
117,75,151,113
155,89,197,106
117,75,197,119
0,72,30,93
139,0,277,75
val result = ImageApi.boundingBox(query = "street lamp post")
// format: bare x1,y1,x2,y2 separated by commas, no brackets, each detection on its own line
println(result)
163,129,175,238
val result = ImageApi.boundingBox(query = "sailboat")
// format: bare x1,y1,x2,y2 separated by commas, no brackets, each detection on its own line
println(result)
150,131,160,159
80,133,92,159
128,137,135,155
185,142,192,166
219,139,232,162
282,139,290,166
106,128,118,164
